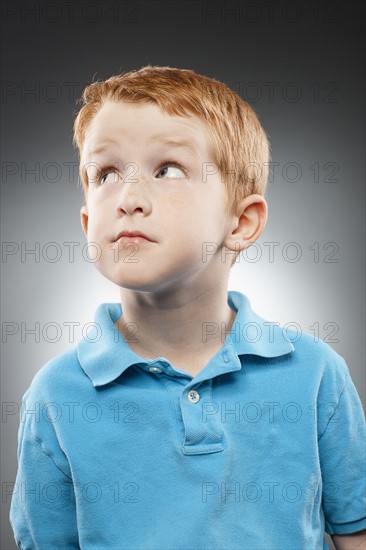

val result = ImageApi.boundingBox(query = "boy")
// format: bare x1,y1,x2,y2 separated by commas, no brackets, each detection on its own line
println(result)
10,65,365,549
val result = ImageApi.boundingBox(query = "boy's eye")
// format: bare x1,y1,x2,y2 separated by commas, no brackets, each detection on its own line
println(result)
95,160,187,185
99,170,118,185
156,161,186,179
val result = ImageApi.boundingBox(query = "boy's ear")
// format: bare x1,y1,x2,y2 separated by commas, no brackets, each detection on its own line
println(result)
80,205,89,238
224,194,268,253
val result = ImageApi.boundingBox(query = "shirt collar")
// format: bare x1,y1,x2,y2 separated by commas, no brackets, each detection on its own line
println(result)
77,290,295,387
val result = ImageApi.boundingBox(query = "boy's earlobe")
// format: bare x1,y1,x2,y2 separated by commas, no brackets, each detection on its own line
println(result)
80,205,89,238
225,195,268,253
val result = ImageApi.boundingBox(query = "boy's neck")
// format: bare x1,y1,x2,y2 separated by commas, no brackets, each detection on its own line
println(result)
114,285,237,373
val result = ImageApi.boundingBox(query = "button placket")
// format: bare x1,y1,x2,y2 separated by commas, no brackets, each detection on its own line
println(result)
181,380,224,454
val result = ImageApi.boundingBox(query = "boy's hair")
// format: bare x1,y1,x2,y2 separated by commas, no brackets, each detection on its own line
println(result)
73,65,271,266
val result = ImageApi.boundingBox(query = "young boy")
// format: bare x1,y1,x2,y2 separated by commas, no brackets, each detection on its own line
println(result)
10,66,365,550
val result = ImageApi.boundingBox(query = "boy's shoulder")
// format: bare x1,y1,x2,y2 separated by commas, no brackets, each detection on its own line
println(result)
21,346,86,406
286,324,346,361
284,325,350,394
231,290,349,382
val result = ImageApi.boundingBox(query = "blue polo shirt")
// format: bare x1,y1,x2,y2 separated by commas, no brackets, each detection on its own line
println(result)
10,290,366,549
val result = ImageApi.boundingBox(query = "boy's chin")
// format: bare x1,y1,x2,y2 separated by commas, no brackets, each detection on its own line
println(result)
99,268,169,293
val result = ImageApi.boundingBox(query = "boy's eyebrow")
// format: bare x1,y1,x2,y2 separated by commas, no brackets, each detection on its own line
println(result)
82,136,205,183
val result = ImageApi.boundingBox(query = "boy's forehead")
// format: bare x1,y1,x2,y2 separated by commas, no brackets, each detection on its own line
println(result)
82,100,212,160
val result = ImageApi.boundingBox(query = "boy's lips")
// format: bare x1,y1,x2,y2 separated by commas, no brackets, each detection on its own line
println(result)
113,230,155,243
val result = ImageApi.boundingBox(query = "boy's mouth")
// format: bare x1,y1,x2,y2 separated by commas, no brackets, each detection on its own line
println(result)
113,230,155,243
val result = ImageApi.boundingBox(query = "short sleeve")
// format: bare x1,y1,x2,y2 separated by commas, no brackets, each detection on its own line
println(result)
318,361,366,535
9,388,80,549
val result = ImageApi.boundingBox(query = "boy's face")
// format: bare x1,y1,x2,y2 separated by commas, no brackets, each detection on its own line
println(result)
80,100,241,293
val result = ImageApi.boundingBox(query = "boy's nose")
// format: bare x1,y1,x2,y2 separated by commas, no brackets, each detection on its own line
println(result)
115,177,152,216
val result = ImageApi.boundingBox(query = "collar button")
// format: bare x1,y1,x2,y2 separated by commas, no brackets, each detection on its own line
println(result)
149,366,162,373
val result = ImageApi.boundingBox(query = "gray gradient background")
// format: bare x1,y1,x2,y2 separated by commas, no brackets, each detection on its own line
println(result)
1,1,365,548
